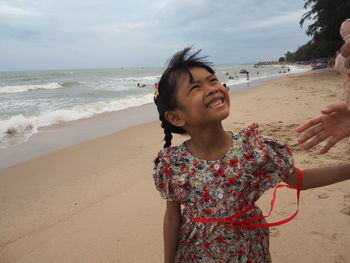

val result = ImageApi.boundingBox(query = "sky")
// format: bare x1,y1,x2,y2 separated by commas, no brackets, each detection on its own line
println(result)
0,0,312,71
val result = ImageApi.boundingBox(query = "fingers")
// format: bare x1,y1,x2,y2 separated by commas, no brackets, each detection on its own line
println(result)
340,42,350,57
320,101,347,114
295,116,322,134
346,53,350,69
340,43,350,77
319,136,340,154
301,126,328,147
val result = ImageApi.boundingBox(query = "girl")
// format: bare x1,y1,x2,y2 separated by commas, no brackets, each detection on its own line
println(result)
153,47,350,263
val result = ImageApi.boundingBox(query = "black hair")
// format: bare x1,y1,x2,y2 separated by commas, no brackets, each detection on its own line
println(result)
154,47,215,164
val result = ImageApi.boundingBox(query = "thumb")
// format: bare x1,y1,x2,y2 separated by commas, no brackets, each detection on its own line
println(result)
320,102,347,114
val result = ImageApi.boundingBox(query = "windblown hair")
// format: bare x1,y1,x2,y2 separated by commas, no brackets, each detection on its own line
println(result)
154,47,215,159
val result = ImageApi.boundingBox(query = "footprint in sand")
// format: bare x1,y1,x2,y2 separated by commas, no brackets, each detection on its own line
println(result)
285,123,298,129
309,231,339,241
334,254,346,263
340,206,350,216
318,193,330,199
269,227,280,238
340,194,350,216
270,128,280,132
301,160,312,165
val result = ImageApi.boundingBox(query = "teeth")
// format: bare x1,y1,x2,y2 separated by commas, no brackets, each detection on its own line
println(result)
208,99,223,108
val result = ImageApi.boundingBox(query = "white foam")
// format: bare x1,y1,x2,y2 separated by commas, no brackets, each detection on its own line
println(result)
288,65,309,73
0,82,63,94
225,65,309,88
225,78,250,86
0,93,154,147
119,75,161,81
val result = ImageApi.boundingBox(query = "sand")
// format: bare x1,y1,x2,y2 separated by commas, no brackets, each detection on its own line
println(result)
0,69,349,263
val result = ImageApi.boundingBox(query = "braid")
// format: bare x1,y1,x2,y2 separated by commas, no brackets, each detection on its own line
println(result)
163,129,173,148
154,116,174,165
160,115,174,148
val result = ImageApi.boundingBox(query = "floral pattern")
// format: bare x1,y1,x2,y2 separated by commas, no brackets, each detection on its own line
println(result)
153,123,295,263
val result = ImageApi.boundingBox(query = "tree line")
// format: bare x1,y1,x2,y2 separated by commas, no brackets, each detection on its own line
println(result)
278,0,350,63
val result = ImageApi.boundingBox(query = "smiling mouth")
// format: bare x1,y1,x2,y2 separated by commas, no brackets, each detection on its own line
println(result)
208,98,224,109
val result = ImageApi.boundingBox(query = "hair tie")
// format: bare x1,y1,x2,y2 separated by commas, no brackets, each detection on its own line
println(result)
153,83,159,103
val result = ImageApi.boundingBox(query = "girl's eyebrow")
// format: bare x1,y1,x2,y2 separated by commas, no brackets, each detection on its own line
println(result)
189,73,215,85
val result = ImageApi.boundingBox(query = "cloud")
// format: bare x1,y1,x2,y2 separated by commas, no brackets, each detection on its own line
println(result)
0,0,311,70
89,22,150,34
243,9,304,30
0,3,39,16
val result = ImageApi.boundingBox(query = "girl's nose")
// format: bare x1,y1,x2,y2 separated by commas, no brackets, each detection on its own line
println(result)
206,84,218,96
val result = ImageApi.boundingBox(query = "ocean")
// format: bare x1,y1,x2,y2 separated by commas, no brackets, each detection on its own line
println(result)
0,64,308,149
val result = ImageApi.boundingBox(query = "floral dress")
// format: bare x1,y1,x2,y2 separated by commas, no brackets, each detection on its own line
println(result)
153,123,295,263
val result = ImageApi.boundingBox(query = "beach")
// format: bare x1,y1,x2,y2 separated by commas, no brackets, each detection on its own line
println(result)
0,69,349,262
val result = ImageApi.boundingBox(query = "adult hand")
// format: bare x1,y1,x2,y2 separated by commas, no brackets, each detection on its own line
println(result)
296,102,350,154
338,33,350,108
336,18,350,107
341,41,350,74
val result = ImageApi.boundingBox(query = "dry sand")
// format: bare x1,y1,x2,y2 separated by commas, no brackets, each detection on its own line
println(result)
0,69,349,263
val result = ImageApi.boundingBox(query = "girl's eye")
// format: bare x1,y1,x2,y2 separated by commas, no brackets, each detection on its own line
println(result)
190,85,200,91
210,78,218,83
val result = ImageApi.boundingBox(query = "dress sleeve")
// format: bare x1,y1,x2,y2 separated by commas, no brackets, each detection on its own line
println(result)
240,123,295,194
153,148,188,202
256,134,295,193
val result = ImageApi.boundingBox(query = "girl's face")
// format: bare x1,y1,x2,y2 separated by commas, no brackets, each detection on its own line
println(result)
174,67,230,129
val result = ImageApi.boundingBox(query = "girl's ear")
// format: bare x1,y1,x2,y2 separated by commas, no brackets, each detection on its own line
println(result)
165,110,186,127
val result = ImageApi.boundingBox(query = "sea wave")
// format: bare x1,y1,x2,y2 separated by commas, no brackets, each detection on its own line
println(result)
59,81,81,87
225,65,309,87
0,82,64,94
117,75,161,82
0,93,154,147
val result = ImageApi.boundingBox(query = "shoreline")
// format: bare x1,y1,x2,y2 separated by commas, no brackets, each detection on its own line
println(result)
0,103,158,168
0,68,349,263
0,71,301,169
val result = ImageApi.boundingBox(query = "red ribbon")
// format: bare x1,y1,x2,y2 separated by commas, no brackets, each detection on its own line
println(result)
190,168,302,229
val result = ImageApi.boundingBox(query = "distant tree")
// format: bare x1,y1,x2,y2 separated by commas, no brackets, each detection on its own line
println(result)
280,0,350,62
294,42,315,61
284,51,295,62
278,57,286,63
300,0,350,57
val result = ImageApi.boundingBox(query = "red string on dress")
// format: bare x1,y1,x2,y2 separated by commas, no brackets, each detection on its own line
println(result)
190,168,302,229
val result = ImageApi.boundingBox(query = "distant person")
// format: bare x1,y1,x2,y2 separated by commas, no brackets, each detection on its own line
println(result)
246,71,249,80
137,83,146,88
328,57,335,67
152,47,350,263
